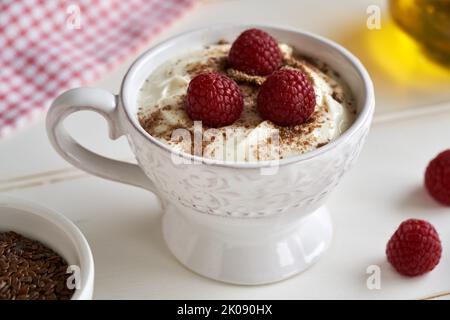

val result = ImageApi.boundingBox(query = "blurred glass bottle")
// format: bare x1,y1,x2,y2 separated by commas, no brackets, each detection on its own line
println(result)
389,0,450,66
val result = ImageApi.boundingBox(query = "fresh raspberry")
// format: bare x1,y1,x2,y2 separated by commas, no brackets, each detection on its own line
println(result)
186,72,243,127
425,149,450,206
386,219,442,277
228,28,282,76
257,69,316,126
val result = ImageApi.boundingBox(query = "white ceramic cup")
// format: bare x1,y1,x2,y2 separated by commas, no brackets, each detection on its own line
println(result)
47,25,374,285
0,196,94,299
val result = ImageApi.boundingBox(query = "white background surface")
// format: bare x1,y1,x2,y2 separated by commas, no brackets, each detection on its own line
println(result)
1,0,450,299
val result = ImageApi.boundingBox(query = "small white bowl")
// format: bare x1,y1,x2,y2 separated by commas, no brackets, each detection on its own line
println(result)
0,195,94,300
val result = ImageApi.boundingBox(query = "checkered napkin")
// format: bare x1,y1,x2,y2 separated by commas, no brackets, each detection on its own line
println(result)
0,0,196,138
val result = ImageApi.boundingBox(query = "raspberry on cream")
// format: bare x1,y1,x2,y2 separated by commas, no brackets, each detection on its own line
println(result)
229,28,282,76
186,72,243,128
257,69,316,126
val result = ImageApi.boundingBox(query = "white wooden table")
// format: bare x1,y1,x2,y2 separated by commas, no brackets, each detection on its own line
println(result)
1,0,450,299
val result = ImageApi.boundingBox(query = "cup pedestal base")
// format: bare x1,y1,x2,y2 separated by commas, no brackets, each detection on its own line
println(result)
162,205,332,285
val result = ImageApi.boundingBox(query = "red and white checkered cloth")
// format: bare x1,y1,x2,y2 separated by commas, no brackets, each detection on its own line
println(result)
0,0,196,138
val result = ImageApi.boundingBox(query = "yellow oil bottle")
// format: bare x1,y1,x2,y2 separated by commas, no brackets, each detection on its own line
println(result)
389,0,450,65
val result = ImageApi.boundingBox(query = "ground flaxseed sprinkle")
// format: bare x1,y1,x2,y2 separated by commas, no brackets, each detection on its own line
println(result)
0,231,74,300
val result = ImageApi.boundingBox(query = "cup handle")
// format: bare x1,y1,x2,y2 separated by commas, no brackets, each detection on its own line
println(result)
46,87,158,193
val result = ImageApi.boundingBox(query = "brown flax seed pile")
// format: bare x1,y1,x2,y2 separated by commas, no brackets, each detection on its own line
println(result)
0,231,74,300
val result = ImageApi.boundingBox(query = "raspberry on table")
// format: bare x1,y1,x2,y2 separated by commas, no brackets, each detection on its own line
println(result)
185,72,244,128
425,149,450,206
257,69,316,126
228,28,282,76
386,219,442,277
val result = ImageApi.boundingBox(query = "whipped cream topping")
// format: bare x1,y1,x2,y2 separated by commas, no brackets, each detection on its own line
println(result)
138,43,355,161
